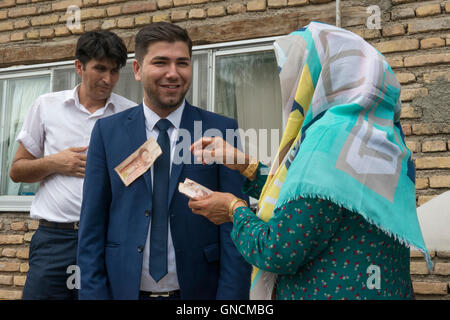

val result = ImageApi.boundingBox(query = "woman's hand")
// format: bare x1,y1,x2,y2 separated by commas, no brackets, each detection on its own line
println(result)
190,137,250,173
188,192,247,225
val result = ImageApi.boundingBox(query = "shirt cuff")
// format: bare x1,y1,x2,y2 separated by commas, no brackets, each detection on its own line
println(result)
16,131,43,158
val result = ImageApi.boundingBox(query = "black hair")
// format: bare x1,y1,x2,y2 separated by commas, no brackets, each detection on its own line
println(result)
75,30,127,68
135,22,192,63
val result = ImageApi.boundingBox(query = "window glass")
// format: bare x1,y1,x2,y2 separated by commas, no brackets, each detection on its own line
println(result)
186,52,208,109
53,67,79,92
0,74,51,195
214,50,282,163
113,63,142,104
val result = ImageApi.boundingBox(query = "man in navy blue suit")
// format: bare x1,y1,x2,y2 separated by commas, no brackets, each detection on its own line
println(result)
77,22,252,300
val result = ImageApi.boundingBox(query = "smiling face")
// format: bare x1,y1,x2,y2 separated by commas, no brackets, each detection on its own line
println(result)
133,41,192,117
75,58,120,107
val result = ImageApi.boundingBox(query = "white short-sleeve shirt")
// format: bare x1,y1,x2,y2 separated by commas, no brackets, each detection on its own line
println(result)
16,85,136,223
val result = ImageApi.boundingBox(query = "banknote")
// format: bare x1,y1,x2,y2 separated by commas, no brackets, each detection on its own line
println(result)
178,178,213,199
115,138,162,187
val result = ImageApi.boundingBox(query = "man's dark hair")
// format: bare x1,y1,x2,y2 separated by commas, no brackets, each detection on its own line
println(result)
75,31,128,68
135,22,192,63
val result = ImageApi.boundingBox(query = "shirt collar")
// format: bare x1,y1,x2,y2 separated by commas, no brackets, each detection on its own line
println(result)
65,84,116,115
142,99,185,132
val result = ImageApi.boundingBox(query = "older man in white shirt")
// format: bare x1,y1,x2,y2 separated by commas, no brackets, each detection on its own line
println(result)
9,30,136,300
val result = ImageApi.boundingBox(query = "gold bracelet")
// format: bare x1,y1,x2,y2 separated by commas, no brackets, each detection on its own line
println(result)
242,158,259,179
228,197,248,221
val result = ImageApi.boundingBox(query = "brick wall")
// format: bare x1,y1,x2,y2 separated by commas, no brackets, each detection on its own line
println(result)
0,213,35,300
0,0,449,299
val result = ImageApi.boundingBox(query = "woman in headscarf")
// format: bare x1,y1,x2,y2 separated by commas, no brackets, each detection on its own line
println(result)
188,22,431,300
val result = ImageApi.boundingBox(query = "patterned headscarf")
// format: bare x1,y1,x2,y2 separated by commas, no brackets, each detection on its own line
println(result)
251,21,431,299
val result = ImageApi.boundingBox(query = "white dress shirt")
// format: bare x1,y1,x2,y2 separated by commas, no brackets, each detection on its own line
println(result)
139,100,185,292
16,85,136,223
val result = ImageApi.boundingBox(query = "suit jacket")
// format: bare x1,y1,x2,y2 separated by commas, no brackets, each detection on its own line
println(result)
77,102,251,300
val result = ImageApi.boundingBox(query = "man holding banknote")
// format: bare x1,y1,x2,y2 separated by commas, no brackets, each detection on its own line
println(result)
77,22,251,300
9,31,136,300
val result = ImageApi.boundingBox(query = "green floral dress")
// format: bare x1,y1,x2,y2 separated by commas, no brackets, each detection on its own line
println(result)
231,164,414,300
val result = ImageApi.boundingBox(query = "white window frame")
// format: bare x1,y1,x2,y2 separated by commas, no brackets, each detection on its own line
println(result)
0,70,52,211
0,35,281,212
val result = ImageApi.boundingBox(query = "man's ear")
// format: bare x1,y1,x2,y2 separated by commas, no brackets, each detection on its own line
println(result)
132,59,142,82
74,59,84,77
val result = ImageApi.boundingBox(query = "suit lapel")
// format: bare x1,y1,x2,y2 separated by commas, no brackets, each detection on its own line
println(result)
124,104,152,195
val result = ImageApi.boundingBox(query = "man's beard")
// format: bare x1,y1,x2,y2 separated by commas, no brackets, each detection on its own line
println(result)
146,90,186,110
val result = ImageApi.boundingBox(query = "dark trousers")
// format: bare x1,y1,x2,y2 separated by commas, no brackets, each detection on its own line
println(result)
22,225,78,300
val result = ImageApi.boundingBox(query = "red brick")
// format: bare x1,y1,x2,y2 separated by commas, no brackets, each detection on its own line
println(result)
8,5,37,18
247,0,267,12
52,0,83,11
415,4,441,17
173,0,188,6
423,71,450,83
374,39,419,54
410,262,429,274
171,10,187,22
434,263,450,275
391,7,415,21
122,1,157,14
268,0,287,8
382,24,405,37
408,17,450,34
13,275,27,287
10,221,27,231
412,123,450,135
405,140,420,153
401,105,422,119
16,247,29,259
0,262,21,272
207,6,225,17
422,140,447,153
189,8,206,19
0,275,13,286
415,177,429,190
0,235,24,244
400,88,428,102
157,0,173,9
396,72,415,84
386,56,403,68
413,282,447,295
437,251,450,258
0,290,22,300
227,3,246,14
429,175,450,188
415,157,450,169
401,123,412,136
287,0,308,6
420,37,445,49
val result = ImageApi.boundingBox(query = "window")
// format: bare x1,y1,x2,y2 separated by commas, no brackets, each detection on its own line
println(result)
0,36,282,211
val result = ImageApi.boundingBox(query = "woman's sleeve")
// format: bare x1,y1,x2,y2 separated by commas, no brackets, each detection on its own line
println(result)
231,197,344,274
241,162,269,199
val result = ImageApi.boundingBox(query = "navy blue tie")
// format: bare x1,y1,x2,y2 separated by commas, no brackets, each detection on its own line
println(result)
149,118,172,282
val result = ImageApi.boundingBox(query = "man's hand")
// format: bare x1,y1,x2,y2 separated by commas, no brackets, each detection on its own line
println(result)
48,146,88,178
10,143,88,183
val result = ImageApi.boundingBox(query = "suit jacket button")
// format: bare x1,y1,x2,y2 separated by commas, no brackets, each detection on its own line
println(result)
145,210,150,217
137,246,143,253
